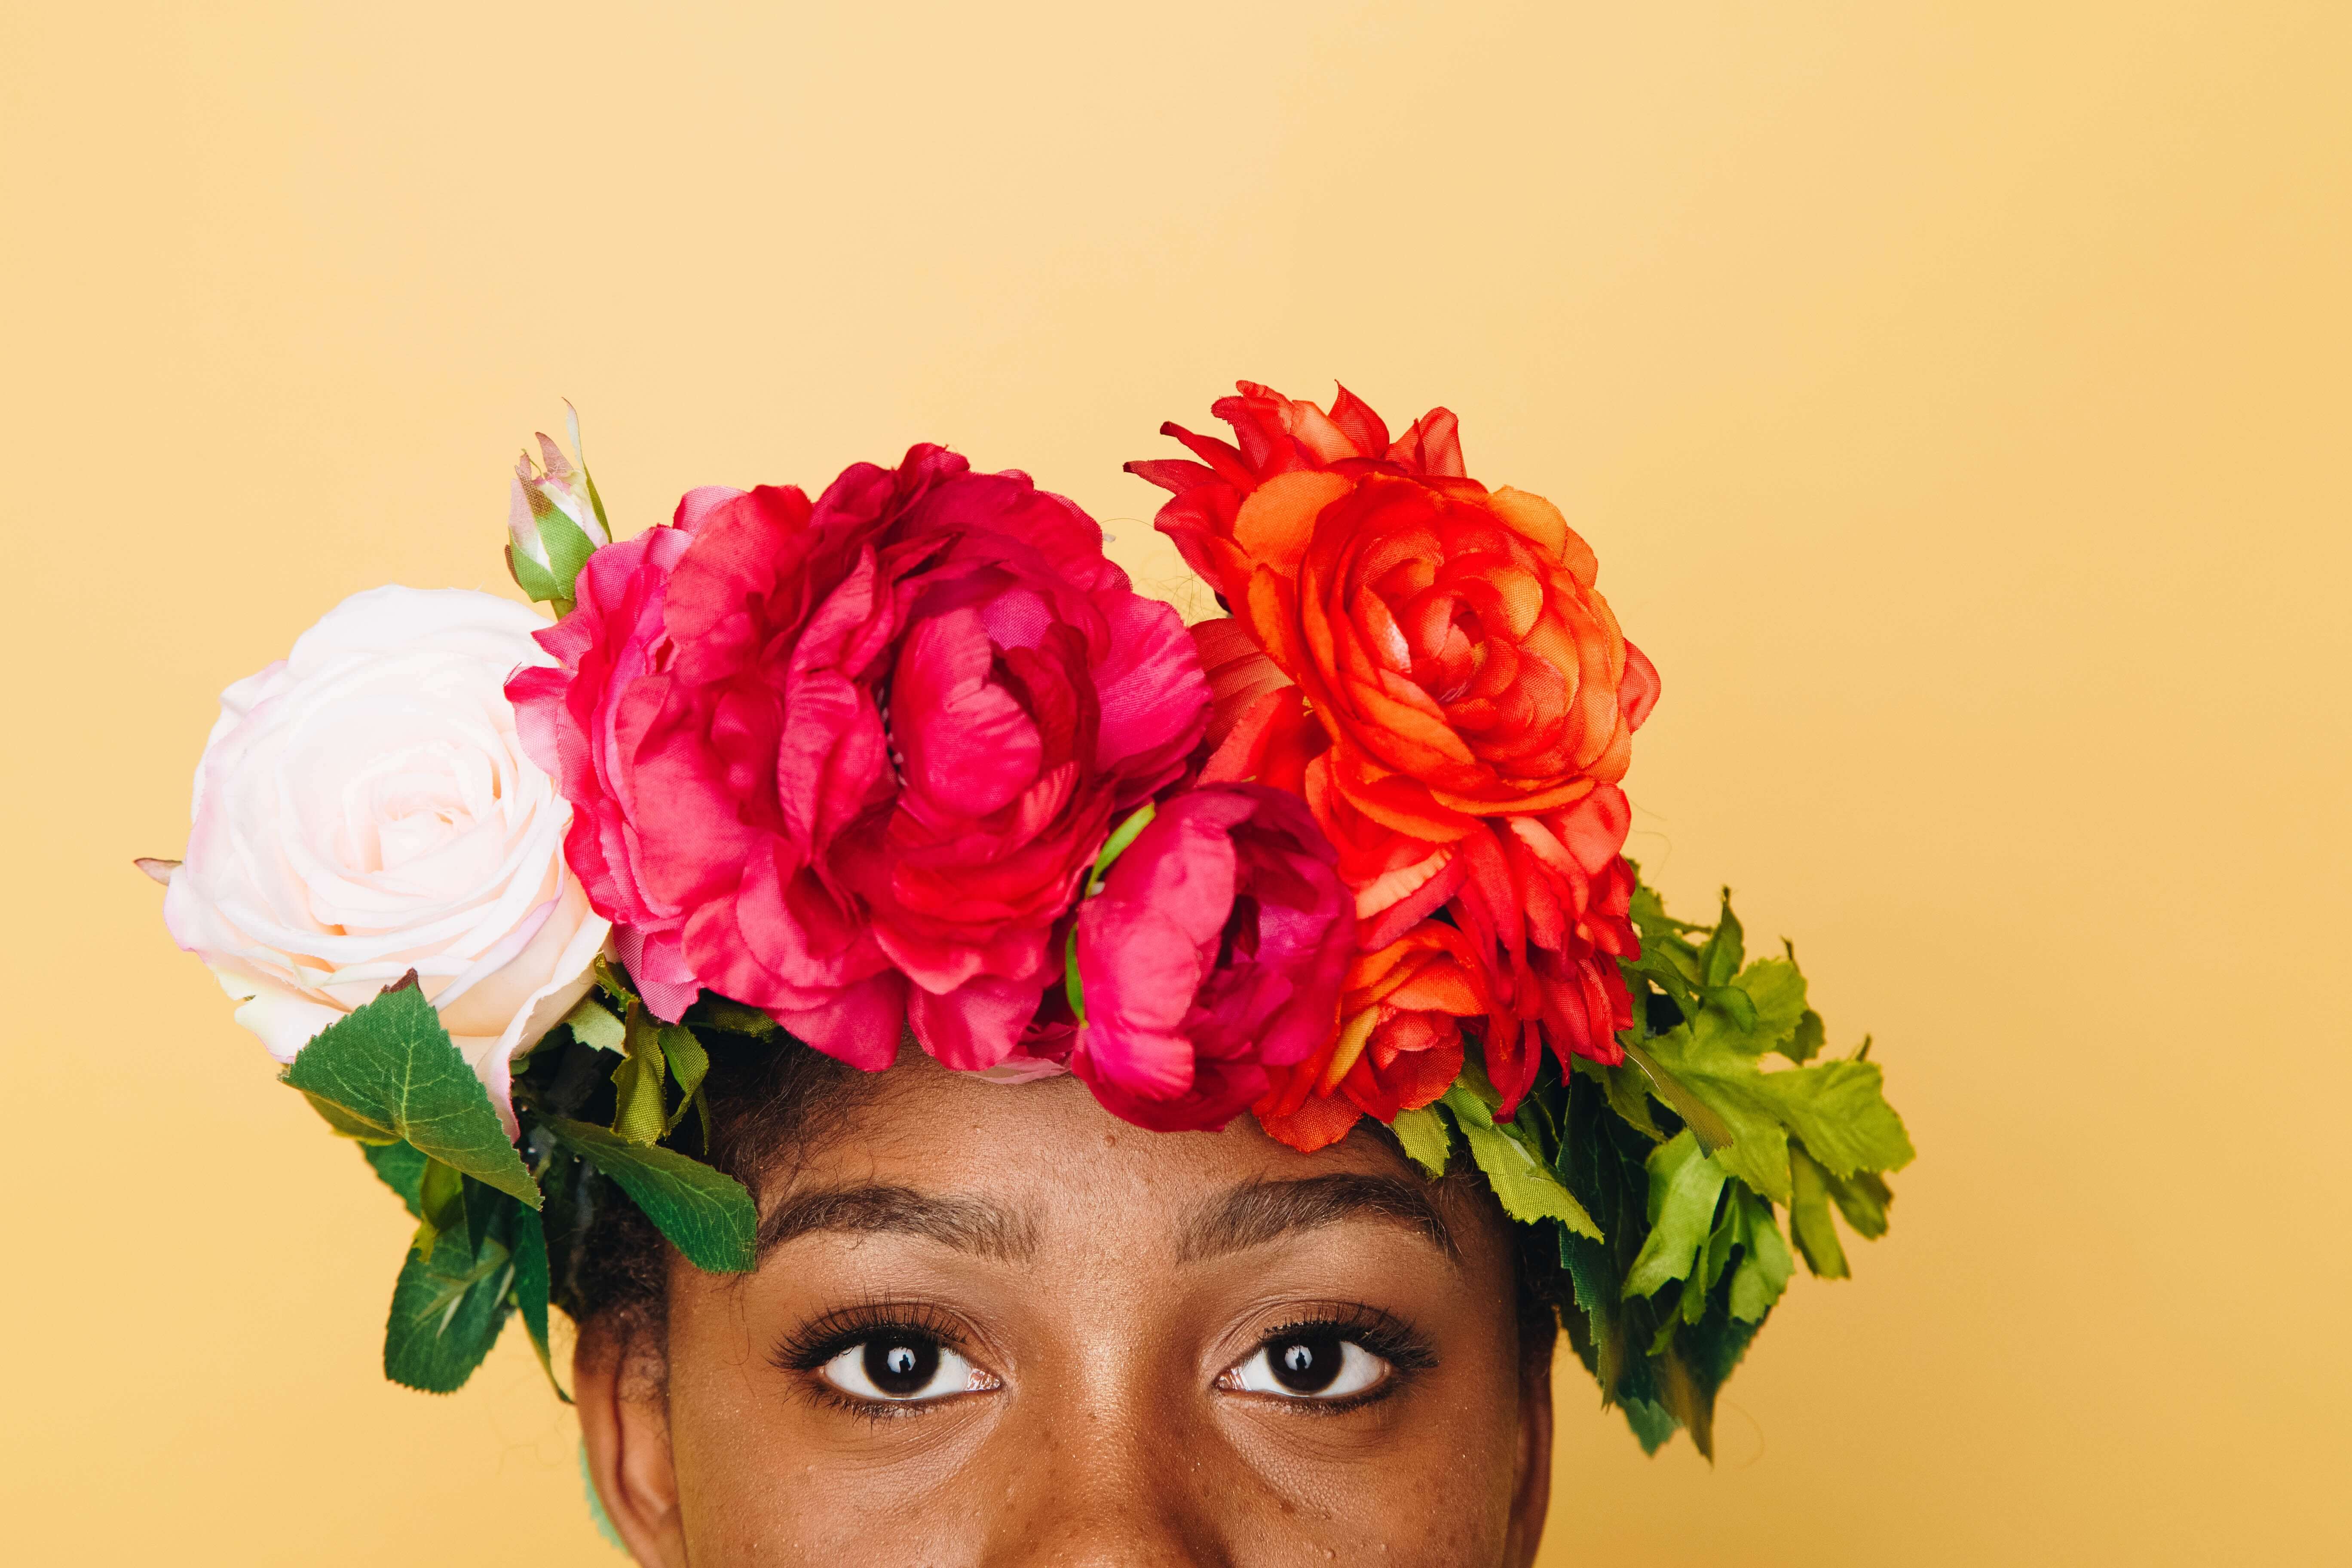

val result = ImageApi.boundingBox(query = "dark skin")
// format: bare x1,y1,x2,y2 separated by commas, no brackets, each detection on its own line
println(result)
578,1056,1554,1565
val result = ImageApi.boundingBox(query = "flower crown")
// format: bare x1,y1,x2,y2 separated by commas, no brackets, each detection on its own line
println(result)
149,385,1912,1461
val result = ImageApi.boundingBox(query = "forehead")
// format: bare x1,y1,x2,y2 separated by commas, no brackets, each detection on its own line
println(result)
753,1056,1504,1268
814,1056,1386,1182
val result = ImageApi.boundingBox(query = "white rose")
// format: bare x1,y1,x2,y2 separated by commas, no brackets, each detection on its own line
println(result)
162,585,610,1133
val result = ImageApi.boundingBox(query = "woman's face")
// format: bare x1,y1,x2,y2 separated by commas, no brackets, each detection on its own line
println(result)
578,1056,1553,1566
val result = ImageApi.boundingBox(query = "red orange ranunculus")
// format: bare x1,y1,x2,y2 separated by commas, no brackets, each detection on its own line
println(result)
1128,380,1470,597
1134,383,1661,1132
1253,919,1488,1152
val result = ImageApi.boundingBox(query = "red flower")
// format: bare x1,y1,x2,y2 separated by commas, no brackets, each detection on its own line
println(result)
1254,920,1487,1153
511,446,1208,1072
1069,784,1354,1133
508,526,704,1022
829,453,1208,1066
1136,384,1660,1113
1127,380,1468,597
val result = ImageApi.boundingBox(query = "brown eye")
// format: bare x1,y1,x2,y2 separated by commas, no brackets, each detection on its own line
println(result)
818,1334,985,1403
1226,1332,1391,1400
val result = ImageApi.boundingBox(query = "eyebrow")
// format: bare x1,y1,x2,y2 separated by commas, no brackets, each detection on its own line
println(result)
1179,1174,1459,1266
754,1184,1039,1264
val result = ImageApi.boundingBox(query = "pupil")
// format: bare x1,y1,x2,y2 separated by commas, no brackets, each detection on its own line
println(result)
863,1336,940,1397
1270,1333,1341,1394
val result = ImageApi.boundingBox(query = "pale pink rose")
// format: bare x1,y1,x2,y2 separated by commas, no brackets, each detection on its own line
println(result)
162,586,610,1133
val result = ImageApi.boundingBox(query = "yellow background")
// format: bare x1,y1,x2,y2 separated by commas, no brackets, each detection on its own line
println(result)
4,3,2346,1562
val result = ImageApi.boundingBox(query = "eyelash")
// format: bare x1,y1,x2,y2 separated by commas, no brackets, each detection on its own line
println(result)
768,1300,1436,1421
1233,1303,1436,1413
772,1300,987,1422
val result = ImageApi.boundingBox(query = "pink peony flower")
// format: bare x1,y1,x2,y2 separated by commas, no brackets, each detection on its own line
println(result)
1068,784,1356,1133
509,446,1209,1072
506,526,703,1021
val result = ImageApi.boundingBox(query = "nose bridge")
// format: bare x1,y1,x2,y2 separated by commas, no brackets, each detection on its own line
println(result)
977,1374,1232,1568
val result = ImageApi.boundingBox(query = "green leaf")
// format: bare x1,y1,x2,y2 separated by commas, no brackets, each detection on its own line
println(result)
1574,1057,1665,1142
1655,1283,1764,1459
1442,1084,1600,1238
300,1090,398,1144
1620,1398,1681,1455
1697,1188,1739,1301
563,997,626,1054
1623,1133,1729,1299
1618,1038,1737,1154
542,1116,758,1274
1500,1076,1561,1162
506,542,561,603
661,1025,710,1139
1785,1008,1827,1063
383,1197,516,1393
1620,888,1910,1204
458,1173,508,1261
1087,802,1158,893
361,1140,427,1218
1554,1050,1778,1459
1452,1052,1504,1111
1729,957,1810,1052
415,1158,464,1259
1775,1062,1914,1187
1558,1219,1626,1398
1699,888,1744,986
1825,1164,1893,1240
1788,1142,1851,1278
1064,925,1088,1025
1579,879,1909,1458
591,955,642,1010
693,997,778,1038
1624,948,1705,1024
281,978,539,1207
609,1010,669,1145
1698,982,1759,1033
510,1203,569,1403
536,508,597,604
580,466,612,538
1635,1000,1913,1203
1390,1106,1452,1177
1554,1072,1683,1445
1727,1188,1795,1322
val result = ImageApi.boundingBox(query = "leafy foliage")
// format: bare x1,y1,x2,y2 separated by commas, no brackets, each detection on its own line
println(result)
1439,1081,1601,1238
361,1139,427,1216
1622,1132,1729,1299
1458,877,1914,1457
383,1181,518,1393
510,1203,565,1400
542,1116,758,1274
1552,1071,1771,1456
282,977,538,1206
608,1013,671,1145
1389,1105,1453,1177
1347,877,1907,1455
288,972,773,1396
